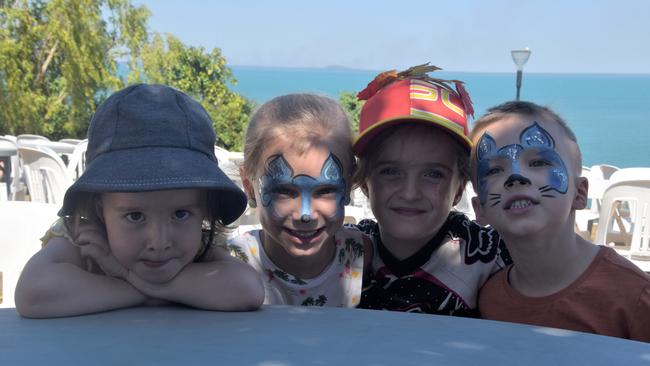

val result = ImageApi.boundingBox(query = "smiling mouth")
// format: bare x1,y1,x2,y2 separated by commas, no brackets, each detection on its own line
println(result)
391,207,426,215
505,198,539,210
285,227,324,239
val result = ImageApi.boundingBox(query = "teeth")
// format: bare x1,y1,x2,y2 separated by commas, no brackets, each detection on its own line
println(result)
291,230,318,238
510,199,532,209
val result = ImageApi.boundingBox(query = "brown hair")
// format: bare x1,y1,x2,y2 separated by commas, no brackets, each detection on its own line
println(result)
242,93,354,180
353,123,470,190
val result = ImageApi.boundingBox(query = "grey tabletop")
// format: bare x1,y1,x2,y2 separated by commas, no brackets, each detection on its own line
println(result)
1,305,649,365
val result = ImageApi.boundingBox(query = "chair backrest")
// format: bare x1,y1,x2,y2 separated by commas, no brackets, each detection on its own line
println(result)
0,137,16,151
595,179,650,257
0,137,24,200
65,139,88,180
16,134,50,143
0,201,59,308
591,164,620,180
214,146,242,188
609,168,650,183
17,146,72,205
58,138,82,145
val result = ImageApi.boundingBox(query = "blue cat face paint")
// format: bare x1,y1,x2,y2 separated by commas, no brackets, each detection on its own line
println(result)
259,153,348,221
476,122,569,206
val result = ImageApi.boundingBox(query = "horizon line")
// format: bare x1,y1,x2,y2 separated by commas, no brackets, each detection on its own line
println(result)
229,64,650,76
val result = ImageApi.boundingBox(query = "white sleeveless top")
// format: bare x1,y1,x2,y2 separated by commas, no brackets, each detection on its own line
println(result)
227,228,365,307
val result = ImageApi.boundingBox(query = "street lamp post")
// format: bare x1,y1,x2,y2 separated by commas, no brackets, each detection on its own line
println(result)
511,48,531,100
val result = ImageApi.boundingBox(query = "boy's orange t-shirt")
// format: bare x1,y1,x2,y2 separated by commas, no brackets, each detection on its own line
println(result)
479,246,650,343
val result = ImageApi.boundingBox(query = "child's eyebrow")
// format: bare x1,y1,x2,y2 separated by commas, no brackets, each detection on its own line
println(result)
110,204,143,212
374,160,454,172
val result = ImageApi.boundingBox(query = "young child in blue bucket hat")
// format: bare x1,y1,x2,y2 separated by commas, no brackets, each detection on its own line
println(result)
15,84,264,318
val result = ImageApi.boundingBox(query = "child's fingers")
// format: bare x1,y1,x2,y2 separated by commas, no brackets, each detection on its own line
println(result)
78,241,106,259
79,242,128,279
74,229,109,249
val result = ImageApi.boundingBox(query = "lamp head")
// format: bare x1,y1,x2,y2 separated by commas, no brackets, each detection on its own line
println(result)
511,48,532,70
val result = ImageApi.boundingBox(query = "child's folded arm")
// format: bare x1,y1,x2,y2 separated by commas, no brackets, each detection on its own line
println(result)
125,245,264,311
14,236,147,318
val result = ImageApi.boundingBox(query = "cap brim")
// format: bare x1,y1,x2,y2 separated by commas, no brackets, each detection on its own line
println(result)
352,115,472,157
59,147,247,225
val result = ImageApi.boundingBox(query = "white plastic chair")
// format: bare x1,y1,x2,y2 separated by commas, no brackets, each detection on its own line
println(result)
586,165,621,214
0,137,26,200
17,146,72,205
58,138,82,145
575,166,643,241
0,201,59,308
65,139,88,180
16,134,50,143
609,168,650,183
214,146,243,188
594,179,650,270
591,164,619,180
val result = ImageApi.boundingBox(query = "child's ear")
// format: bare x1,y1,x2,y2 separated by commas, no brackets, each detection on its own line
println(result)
239,166,255,199
572,176,589,210
452,180,466,206
471,196,486,225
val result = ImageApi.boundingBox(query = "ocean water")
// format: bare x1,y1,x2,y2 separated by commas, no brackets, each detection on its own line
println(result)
230,66,650,168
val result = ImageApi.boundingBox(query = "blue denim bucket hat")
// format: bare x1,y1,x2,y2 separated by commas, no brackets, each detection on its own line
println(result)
59,84,247,225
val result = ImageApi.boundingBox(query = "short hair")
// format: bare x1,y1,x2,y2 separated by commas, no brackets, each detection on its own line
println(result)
469,101,582,174
352,123,470,190
242,93,354,179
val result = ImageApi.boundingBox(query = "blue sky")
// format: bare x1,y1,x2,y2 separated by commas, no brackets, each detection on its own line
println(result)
133,0,650,74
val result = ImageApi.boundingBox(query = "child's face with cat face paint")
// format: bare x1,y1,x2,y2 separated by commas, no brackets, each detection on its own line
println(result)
247,137,351,260
471,115,586,239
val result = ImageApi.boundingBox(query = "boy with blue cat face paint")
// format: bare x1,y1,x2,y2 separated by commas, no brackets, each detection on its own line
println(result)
470,101,650,342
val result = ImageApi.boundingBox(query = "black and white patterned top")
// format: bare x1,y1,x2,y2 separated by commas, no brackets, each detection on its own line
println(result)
355,212,512,317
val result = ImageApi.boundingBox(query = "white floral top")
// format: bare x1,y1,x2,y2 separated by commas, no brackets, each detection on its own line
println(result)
227,228,365,307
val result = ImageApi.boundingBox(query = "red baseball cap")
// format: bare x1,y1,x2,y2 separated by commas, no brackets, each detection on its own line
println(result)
353,66,474,157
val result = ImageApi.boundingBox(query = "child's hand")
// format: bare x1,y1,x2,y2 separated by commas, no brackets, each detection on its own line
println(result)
124,269,172,300
74,225,129,280
73,224,174,301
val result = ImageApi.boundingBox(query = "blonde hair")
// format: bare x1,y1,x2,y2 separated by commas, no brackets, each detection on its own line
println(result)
242,93,354,179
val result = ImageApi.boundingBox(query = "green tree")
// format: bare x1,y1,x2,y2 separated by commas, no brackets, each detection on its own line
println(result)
0,0,149,138
138,33,253,151
1,1,250,150
338,90,363,134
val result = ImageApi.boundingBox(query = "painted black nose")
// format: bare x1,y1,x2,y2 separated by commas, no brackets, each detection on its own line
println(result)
300,214,312,223
504,174,531,188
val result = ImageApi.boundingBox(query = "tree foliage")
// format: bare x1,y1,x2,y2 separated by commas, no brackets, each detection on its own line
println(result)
138,33,252,151
338,90,363,134
0,0,148,138
0,0,251,151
